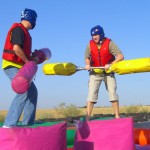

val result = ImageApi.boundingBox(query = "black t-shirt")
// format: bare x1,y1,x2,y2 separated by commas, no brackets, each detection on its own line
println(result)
11,27,25,48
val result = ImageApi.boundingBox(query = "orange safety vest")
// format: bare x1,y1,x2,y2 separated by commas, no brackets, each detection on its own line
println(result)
2,23,31,64
90,38,115,67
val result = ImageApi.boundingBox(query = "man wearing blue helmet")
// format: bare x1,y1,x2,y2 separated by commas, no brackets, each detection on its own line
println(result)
85,25,124,120
21,8,37,29
2,8,38,127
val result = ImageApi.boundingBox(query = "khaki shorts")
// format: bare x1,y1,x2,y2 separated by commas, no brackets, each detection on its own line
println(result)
87,73,119,103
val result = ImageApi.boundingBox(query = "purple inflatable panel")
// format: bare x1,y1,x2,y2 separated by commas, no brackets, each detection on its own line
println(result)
136,145,150,150
11,61,38,94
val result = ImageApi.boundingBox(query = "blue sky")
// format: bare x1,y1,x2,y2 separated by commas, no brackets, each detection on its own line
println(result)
0,0,150,110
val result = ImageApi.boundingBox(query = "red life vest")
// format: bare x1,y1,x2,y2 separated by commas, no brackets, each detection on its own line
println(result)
2,23,31,64
90,38,115,67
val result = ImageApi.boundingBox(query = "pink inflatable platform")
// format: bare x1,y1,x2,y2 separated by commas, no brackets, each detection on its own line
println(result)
74,117,135,150
0,122,67,150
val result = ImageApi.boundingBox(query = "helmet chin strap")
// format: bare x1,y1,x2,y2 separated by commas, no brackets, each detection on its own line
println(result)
99,37,105,44
96,38,102,45
99,40,102,44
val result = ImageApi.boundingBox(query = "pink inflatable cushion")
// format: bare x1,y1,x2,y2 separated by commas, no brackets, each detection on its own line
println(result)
32,48,51,64
74,117,134,150
0,122,67,150
11,61,38,94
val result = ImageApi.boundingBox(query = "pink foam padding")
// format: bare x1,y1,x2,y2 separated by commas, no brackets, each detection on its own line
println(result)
32,48,51,64
11,61,38,94
136,145,150,150
74,118,135,150
39,48,51,60
0,122,67,150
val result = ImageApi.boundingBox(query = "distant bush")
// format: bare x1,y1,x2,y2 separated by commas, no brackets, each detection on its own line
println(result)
125,105,141,113
0,115,5,122
139,107,150,113
37,113,54,120
55,103,82,118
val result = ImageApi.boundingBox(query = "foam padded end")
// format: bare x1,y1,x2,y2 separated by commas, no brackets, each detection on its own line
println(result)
11,76,29,94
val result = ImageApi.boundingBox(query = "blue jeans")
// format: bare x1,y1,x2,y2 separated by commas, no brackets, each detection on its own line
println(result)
3,67,38,127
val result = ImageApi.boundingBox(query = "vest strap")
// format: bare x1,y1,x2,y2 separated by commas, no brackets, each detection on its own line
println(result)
3,49,15,54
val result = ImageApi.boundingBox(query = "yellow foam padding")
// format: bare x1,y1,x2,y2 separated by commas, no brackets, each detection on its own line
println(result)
93,68,111,74
43,62,77,76
110,58,150,75
92,69,104,74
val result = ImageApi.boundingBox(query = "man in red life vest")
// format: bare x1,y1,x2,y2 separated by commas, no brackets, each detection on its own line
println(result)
85,25,124,120
2,8,38,127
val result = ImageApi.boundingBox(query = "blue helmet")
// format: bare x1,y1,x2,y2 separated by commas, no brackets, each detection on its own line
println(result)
91,25,105,41
21,8,37,29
